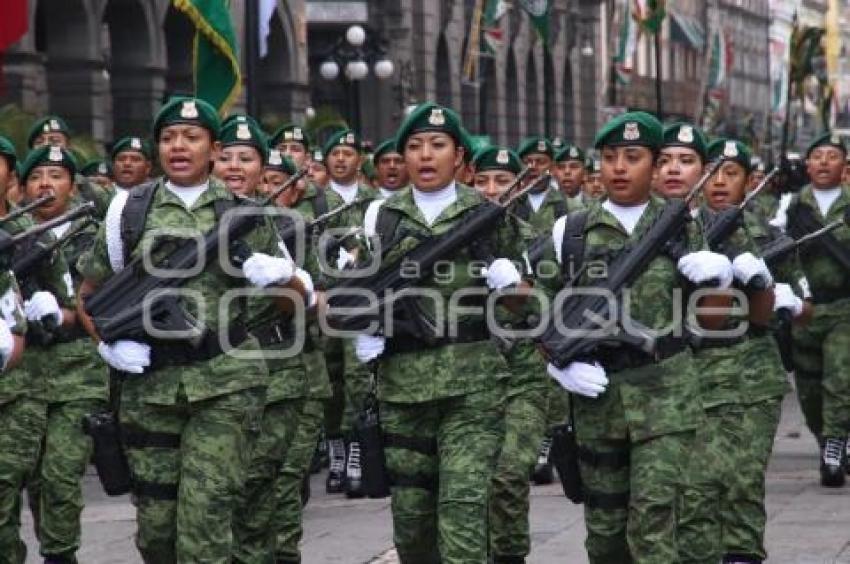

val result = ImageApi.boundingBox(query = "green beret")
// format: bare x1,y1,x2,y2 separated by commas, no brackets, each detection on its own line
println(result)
373,138,399,162
80,159,112,177
554,144,586,163
265,149,297,175
395,102,464,153
662,122,708,160
219,115,268,159
0,135,18,170
361,158,377,181
110,136,153,161
323,128,362,157
551,137,566,152
594,111,662,150
472,146,523,175
20,145,79,181
517,136,554,159
465,134,491,162
751,156,765,172
153,96,220,141
707,138,752,173
805,131,847,158
270,123,311,149
27,115,71,148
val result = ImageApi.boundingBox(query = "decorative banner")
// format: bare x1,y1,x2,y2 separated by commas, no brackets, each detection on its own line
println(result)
635,0,666,34
614,0,639,85
517,0,551,46
482,0,509,53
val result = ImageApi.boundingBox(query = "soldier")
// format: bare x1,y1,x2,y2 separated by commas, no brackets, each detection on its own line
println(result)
270,124,311,170
110,136,153,192
79,160,113,190
372,138,410,199
471,145,550,563
552,143,589,207
655,123,707,207
75,96,309,563
746,157,780,222
584,157,604,201
18,144,106,564
351,102,527,562
213,116,267,199
677,138,797,564
779,132,850,486
308,149,330,190
544,111,734,562
0,135,36,563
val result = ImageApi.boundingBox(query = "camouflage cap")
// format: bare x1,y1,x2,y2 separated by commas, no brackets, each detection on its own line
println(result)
662,122,708,161
395,102,464,152
20,145,79,181
707,138,753,173
265,149,297,175
80,159,113,178
110,136,153,161
594,111,662,150
372,137,400,162
27,115,72,148
270,123,312,150
554,143,586,163
0,135,18,170
472,146,522,175
219,115,268,159
805,131,847,158
323,128,363,157
517,136,554,159
152,96,221,141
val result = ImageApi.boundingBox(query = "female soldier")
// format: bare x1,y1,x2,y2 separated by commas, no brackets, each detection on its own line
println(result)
213,116,267,200
656,122,708,206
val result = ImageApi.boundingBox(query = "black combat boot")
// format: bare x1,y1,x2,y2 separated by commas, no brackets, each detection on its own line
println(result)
325,434,346,494
43,555,77,564
722,554,761,563
531,435,554,485
820,436,846,487
344,437,365,498
310,433,326,475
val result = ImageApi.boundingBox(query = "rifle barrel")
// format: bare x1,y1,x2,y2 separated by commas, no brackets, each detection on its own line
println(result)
0,194,56,224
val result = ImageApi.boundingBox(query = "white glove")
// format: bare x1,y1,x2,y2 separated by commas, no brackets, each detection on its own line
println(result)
774,283,804,317
677,250,734,289
97,340,151,374
732,252,774,286
355,334,385,363
294,268,316,308
242,253,295,288
482,258,521,290
336,248,355,270
24,291,63,326
0,319,14,371
547,361,609,398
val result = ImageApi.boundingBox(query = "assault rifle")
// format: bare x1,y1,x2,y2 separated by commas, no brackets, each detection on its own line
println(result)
323,169,544,333
0,193,56,225
84,168,308,344
538,159,724,369
762,214,848,269
0,202,96,270
13,216,97,282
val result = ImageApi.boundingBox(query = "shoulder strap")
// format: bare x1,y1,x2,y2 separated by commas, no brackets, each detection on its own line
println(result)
514,198,531,222
552,196,568,220
312,189,329,218
560,210,589,281
119,181,158,264
375,205,404,251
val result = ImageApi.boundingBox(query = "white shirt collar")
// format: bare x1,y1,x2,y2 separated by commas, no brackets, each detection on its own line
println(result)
412,182,458,225
602,199,650,235
165,179,209,208
330,181,359,204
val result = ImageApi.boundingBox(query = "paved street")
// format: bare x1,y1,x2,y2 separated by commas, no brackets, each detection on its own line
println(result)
22,392,850,563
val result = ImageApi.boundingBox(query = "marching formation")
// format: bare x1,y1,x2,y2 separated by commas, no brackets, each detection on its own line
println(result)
0,97,847,564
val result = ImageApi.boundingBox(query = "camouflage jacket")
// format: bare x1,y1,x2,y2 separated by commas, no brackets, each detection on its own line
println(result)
516,187,578,235
77,177,284,404
746,191,780,223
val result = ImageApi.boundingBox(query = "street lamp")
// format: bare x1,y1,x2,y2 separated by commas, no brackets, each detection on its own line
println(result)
319,25,395,132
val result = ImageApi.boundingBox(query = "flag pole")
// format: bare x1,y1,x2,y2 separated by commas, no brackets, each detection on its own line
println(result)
655,27,663,118
245,0,260,117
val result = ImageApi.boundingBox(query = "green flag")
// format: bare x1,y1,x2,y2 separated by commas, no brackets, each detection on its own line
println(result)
639,0,666,34
517,0,551,46
173,0,242,115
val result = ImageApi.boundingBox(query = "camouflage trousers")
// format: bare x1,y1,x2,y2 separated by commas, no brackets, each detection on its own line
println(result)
382,386,503,564
792,299,850,439
678,399,782,563
120,385,264,564
274,399,325,564
488,382,548,560
544,377,570,429
27,398,105,559
342,338,371,433
232,398,303,564
322,337,345,438
0,397,46,564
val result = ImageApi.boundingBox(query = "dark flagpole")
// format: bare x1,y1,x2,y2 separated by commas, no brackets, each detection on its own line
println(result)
245,0,260,117
655,29,663,118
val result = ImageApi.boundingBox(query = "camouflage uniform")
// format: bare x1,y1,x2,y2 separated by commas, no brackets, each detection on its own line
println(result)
0,265,31,564
678,210,788,563
24,217,108,561
547,196,705,564
366,184,525,562
746,191,780,224
77,178,281,563
788,185,850,441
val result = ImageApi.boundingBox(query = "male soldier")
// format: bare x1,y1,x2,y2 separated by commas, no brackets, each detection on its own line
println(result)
351,102,528,562
553,143,589,207
110,136,153,192
75,96,309,562
584,157,604,200
471,145,549,562
79,160,113,190
373,137,410,199
308,149,330,190
778,132,850,486
0,135,36,563
544,111,733,563
270,124,311,170
514,136,572,485
746,157,780,222
18,144,106,564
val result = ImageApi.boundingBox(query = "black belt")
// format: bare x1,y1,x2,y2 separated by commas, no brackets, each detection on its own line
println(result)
696,325,770,351
251,321,295,348
811,288,850,305
147,326,249,371
385,324,490,355
592,336,687,373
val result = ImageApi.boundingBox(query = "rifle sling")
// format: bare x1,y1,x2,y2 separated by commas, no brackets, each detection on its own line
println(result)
789,201,850,273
